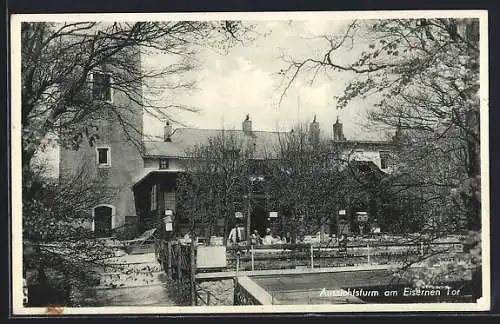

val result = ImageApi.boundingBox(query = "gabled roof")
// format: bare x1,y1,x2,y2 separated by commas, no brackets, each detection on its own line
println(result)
142,127,396,160
143,128,289,159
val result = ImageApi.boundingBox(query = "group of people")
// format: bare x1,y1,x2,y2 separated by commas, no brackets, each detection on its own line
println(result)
227,223,286,246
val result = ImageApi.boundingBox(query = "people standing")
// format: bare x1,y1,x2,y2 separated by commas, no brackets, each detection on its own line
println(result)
227,222,246,246
262,228,274,245
250,229,262,245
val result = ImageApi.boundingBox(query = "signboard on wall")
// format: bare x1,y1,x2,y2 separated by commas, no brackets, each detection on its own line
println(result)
165,222,173,232
269,211,278,218
339,210,346,215
235,211,243,219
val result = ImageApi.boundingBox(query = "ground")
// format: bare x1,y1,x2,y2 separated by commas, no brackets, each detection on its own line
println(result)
79,253,178,306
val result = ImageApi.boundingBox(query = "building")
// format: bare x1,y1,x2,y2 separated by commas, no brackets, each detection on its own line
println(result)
59,47,144,236
61,97,399,239
58,47,401,238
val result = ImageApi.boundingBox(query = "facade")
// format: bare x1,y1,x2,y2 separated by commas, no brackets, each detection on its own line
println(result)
130,115,399,239
58,49,400,238
59,47,144,235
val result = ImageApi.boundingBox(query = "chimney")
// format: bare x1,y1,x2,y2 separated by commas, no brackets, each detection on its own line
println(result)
333,116,346,142
309,115,320,146
164,120,172,142
242,114,252,133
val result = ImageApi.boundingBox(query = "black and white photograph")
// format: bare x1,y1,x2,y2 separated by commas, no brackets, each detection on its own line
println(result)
10,11,490,314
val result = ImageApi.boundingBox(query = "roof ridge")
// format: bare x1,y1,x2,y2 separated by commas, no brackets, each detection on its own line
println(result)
174,127,286,133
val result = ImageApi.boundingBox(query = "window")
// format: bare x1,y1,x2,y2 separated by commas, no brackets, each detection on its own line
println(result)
151,185,157,211
92,71,112,102
159,159,169,169
96,146,111,167
164,192,176,211
380,157,388,169
380,151,390,169
223,148,240,159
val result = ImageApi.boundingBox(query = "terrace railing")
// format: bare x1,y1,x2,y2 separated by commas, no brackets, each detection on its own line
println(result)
154,238,464,306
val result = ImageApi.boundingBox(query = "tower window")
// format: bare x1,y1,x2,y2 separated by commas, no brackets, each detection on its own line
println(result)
380,151,390,169
92,71,113,102
159,159,169,170
380,157,388,169
97,146,111,167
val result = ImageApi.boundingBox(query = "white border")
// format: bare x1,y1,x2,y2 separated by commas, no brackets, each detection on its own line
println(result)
10,10,490,315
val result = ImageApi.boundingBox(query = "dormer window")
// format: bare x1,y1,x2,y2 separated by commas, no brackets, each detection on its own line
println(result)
159,159,169,170
92,71,113,102
380,151,390,169
223,148,240,159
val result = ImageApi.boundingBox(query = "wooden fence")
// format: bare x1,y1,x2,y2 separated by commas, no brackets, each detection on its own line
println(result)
155,240,197,305
154,239,464,306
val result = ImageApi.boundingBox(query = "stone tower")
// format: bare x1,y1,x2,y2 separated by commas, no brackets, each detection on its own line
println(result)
59,46,144,234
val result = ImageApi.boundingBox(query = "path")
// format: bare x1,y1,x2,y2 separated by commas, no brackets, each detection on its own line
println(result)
80,252,178,306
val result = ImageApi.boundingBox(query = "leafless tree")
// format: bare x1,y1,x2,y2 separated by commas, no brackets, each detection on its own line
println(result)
278,18,482,289
175,131,255,242
21,21,255,173
23,159,121,306
279,18,480,231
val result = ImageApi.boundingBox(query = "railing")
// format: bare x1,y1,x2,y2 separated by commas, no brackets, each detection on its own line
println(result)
155,239,464,305
225,241,463,271
155,240,197,305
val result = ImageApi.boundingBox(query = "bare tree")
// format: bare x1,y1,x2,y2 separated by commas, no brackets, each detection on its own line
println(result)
262,124,347,241
175,131,255,242
20,21,256,305
23,159,120,306
279,18,480,231
21,21,255,172
278,18,482,289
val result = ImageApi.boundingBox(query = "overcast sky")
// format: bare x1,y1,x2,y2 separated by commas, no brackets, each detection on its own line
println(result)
143,19,391,142
37,18,394,176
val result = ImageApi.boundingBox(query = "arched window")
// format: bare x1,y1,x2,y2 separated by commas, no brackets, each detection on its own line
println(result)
93,204,115,236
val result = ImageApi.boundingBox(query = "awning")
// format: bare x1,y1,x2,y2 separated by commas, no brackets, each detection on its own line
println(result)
131,169,184,190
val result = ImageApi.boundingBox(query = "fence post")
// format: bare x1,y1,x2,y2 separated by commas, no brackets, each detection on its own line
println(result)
167,241,172,277
251,245,255,271
310,244,314,269
420,242,424,256
236,251,240,277
367,244,370,264
190,242,196,306
176,243,182,282
233,277,238,305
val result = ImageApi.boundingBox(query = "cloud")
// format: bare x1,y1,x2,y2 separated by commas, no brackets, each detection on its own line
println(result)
141,20,383,139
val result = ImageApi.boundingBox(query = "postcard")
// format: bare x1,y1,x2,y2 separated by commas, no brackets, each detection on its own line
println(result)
10,10,490,315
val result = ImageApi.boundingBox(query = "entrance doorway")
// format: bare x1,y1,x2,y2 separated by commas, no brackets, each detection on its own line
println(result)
250,204,267,237
94,205,113,236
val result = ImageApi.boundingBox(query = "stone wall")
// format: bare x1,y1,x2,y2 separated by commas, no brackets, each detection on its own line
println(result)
196,279,234,306
59,48,144,229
